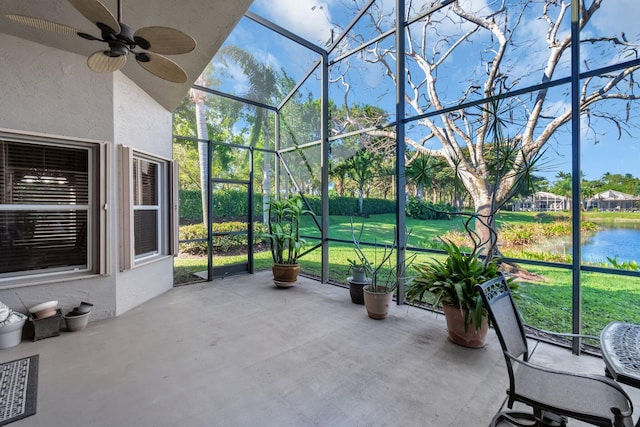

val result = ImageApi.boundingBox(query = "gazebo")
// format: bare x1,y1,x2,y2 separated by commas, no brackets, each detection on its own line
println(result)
516,191,571,212
588,190,640,211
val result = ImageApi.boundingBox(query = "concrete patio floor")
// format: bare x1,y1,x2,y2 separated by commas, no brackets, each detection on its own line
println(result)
2,271,638,427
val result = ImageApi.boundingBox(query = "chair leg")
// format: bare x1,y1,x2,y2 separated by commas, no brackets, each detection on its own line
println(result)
611,407,637,427
538,411,566,427
489,411,538,427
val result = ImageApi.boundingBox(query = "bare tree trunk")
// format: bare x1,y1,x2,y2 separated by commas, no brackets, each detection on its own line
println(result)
475,199,495,244
190,81,209,226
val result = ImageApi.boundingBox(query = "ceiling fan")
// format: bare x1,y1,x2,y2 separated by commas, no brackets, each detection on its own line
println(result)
5,0,197,83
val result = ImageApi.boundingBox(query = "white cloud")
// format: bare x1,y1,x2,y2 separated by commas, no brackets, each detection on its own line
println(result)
253,0,335,45
593,0,638,38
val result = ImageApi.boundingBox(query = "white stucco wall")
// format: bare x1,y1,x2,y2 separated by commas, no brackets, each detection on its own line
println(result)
0,34,114,141
0,33,175,321
113,73,174,315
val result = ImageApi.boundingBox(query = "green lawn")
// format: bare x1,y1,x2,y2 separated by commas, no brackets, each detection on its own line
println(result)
176,211,640,336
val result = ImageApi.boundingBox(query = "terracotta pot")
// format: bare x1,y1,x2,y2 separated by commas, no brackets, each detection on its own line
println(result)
272,263,300,287
363,285,394,319
442,303,488,348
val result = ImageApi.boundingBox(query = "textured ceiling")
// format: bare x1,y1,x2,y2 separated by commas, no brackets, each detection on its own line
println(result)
0,0,253,111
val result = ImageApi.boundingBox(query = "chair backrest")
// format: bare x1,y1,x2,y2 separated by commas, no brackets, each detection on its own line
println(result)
476,273,529,361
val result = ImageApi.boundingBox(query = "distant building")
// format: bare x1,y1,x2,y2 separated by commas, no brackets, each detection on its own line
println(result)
515,191,571,212
586,190,640,211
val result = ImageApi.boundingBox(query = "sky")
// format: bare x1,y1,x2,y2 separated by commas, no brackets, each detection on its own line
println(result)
212,0,640,183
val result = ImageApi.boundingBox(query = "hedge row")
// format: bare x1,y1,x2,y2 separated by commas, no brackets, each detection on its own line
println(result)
304,195,396,216
179,190,402,220
405,197,456,220
179,221,269,255
180,189,265,221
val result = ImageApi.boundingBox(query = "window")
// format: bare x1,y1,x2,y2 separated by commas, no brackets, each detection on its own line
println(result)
133,158,160,259
120,146,177,269
0,131,106,283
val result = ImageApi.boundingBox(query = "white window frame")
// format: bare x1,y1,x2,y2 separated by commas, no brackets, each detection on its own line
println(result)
120,146,177,270
0,128,108,288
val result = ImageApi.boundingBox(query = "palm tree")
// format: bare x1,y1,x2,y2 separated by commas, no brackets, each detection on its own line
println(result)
189,74,210,224
406,152,433,201
218,46,278,224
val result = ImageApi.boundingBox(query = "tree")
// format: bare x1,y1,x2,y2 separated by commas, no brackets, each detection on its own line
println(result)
550,172,573,197
218,46,279,223
345,149,385,214
406,152,434,200
340,0,639,253
189,73,211,224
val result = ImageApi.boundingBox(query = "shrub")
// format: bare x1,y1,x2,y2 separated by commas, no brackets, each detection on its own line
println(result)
304,195,396,216
179,190,203,222
406,197,455,220
179,222,268,255
179,189,266,222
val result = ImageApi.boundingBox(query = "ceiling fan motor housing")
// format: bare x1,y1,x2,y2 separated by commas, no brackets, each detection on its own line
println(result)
103,22,139,57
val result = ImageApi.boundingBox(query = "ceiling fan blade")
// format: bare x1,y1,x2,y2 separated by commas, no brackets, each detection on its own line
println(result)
68,0,120,34
133,26,197,55
87,50,126,73
135,52,187,83
5,14,80,36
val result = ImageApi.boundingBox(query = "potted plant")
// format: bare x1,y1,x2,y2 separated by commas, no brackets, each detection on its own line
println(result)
351,220,415,319
264,196,310,287
347,258,370,304
406,240,516,348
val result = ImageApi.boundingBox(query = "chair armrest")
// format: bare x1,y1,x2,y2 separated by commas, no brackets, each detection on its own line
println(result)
508,353,624,392
506,353,634,424
524,324,599,342
524,325,600,358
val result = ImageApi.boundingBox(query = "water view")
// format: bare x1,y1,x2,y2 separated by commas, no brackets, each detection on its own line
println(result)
545,224,640,264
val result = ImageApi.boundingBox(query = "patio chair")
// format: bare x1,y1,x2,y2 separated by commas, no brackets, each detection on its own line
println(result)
476,273,638,427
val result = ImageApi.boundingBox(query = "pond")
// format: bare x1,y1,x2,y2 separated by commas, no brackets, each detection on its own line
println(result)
544,223,640,264
582,224,640,264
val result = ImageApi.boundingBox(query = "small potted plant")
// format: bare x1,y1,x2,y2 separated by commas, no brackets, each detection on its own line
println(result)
264,196,310,287
351,220,415,319
346,258,370,304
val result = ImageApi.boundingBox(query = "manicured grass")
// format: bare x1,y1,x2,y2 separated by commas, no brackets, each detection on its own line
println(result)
176,211,640,336
516,265,640,336
300,213,467,247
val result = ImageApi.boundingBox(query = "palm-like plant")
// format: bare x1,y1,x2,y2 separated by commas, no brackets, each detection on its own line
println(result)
265,197,309,265
407,240,516,332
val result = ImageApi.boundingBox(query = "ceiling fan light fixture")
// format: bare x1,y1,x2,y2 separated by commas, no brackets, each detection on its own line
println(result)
87,51,126,73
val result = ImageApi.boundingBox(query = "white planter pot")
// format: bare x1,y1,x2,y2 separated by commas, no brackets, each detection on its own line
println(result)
0,316,26,349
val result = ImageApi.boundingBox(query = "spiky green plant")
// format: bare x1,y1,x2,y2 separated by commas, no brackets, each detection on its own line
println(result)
264,196,310,264
407,240,516,332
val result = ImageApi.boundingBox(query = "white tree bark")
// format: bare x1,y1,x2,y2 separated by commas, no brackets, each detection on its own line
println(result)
190,75,209,225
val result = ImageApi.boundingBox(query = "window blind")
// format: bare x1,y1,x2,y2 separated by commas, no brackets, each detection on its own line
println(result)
0,141,89,275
